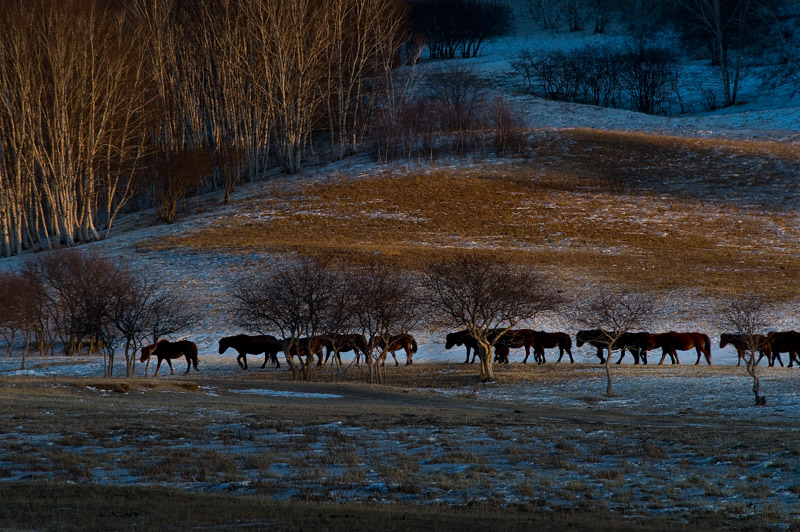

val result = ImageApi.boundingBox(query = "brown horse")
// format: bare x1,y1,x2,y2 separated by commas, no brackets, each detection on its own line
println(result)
285,337,325,367
219,334,282,370
494,329,535,364
648,332,711,365
141,339,199,376
529,331,573,364
764,331,800,367
319,333,369,366
372,334,419,366
719,333,771,366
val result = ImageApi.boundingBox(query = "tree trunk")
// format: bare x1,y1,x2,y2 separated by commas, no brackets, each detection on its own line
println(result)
477,340,494,382
605,355,613,397
746,354,765,406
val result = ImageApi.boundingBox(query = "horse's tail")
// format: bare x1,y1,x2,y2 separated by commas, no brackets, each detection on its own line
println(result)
563,334,572,350
411,337,418,353
703,334,712,364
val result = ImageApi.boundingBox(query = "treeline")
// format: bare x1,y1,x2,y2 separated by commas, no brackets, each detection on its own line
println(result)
0,0,409,257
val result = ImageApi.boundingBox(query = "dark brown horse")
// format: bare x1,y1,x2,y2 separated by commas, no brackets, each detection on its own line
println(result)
371,334,419,366
318,334,368,367
614,332,651,365
494,329,536,364
575,329,613,363
576,330,651,364
529,331,573,364
764,331,800,367
648,332,711,365
219,334,282,370
445,328,505,363
141,339,199,376
719,333,772,366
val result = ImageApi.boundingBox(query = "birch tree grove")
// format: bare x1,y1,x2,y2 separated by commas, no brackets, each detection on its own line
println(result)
0,0,409,255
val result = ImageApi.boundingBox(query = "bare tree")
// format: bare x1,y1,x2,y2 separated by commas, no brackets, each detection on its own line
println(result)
259,0,329,173
718,296,770,406
348,264,423,384
576,291,655,397
0,271,45,368
231,257,343,381
422,252,561,382
318,0,409,161
673,0,777,107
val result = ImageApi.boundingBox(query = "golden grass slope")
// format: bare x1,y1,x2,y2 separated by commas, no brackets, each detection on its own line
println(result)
146,129,800,300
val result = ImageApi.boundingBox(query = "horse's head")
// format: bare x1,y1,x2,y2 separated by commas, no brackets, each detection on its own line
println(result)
575,331,587,347
719,334,732,349
218,338,228,354
646,334,658,350
444,332,462,349
140,344,154,362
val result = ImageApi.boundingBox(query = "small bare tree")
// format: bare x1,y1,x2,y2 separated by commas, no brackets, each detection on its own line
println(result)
718,296,770,406
348,264,423,384
576,291,655,397
422,252,561,382
231,257,342,381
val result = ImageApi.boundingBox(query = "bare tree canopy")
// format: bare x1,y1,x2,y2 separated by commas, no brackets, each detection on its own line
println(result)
422,252,562,382
575,290,655,396
717,295,771,405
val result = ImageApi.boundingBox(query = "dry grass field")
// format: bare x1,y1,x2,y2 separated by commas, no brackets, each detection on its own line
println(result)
2,364,799,531
146,129,800,300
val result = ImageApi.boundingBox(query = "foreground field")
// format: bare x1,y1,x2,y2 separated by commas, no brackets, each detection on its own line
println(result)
2,360,799,531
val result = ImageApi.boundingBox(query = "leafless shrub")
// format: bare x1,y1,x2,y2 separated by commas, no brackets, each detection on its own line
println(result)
423,252,562,382
575,290,655,397
717,296,771,406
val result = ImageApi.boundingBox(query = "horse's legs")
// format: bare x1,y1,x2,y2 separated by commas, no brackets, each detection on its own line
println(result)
154,358,162,376
237,351,247,370
565,347,574,363
404,347,413,365
615,349,625,365
658,349,668,365
596,347,605,364
185,355,191,374
391,351,399,366
167,358,174,375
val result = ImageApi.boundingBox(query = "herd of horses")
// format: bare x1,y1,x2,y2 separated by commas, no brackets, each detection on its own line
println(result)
137,329,800,376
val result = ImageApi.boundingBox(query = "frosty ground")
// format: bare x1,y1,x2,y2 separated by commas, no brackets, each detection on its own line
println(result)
1,349,800,530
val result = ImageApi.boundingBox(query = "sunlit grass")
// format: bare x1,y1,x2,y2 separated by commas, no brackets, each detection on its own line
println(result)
142,129,800,300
